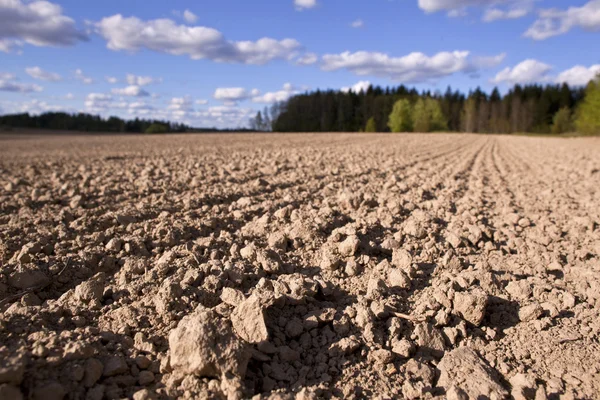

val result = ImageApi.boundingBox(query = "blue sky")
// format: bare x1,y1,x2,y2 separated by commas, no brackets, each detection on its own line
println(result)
0,0,599,128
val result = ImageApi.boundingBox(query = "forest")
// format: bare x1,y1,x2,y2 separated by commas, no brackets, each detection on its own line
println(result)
0,112,254,133
267,78,600,134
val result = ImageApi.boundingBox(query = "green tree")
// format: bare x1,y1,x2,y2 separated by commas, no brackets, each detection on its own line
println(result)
427,98,448,131
388,99,413,132
575,78,600,135
413,98,447,132
551,107,572,134
145,123,169,134
364,117,377,132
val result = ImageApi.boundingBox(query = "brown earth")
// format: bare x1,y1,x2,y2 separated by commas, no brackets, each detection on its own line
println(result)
0,132,599,400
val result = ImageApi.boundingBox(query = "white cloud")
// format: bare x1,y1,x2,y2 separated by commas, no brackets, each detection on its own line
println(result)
524,1,600,40
0,79,42,93
196,99,208,105
295,0,317,10
2,99,67,114
491,59,552,85
213,87,259,102
418,0,494,14
25,66,61,82
0,0,87,51
168,96,193,111
341,80,372,93
483,7,528,22
65,92,74,100
296,52,318,65
75,69,93,84
471,53,507,68
252,83,299,103
183,10,198,23
111,85,150,97
351,19,364,28
126,74,161,86
0,72,16,80
105,76,118,84
556,65,600,86
321,50,504,82
95,15,301,65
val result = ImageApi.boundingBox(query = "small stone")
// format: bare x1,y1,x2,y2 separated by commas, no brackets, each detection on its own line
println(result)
221,287,245,307
437,347,508,399
105,238,123,252
231,295,269,343
135,356,151,370
453,288,488,326
285,318,304,338
370,349,394,364
329,336,361,356
388,269,411,289
366,276,387,299
74,273,105,304
138,371,154,386
21,293,41,307
519,303,544,322
168,308,250,381
413,323,446,357
446,232,462,248
391,339,414,358
102,356,128,377
132,389,157,400
338,235,360,257
133,332,154,353
392,249,413,270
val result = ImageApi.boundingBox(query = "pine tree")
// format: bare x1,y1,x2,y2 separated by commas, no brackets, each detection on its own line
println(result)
575,78,600,135
364,117,377,132
388,99,413,132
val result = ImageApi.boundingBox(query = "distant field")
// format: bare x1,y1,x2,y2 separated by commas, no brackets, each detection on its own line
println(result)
1,132,599,399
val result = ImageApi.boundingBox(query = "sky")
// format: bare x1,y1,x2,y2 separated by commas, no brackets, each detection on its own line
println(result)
0,0,599,128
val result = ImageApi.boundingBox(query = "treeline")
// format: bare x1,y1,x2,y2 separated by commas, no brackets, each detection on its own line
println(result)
269,81,600,134
0,112,254,134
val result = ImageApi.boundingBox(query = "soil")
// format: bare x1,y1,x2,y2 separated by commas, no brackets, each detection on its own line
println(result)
0,132,599,400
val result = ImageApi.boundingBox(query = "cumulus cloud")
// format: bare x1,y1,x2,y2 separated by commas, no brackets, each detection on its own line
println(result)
0,72,16,80
105,76,118,84
491,59,552,84
321,50,504,82
555,65,600,86
2,99,67,114
341,81,372,93
25,66,61,82
167,96,193,111
296,52,318,66
64,92,74,100
252,83,299,103
351,19,364,28
214,87,260,102
524,1,600,40
295,0,317,10
0,79,43,93
0,0,87,51
111,85,150,97
75,69,93,84
418,0,494,14
183,10,198,23
483,7,528,22
126,74,161,86
195,99,208,105
95,15,301,65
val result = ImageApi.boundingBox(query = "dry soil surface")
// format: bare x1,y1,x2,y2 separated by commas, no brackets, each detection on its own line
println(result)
0,132,599,400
